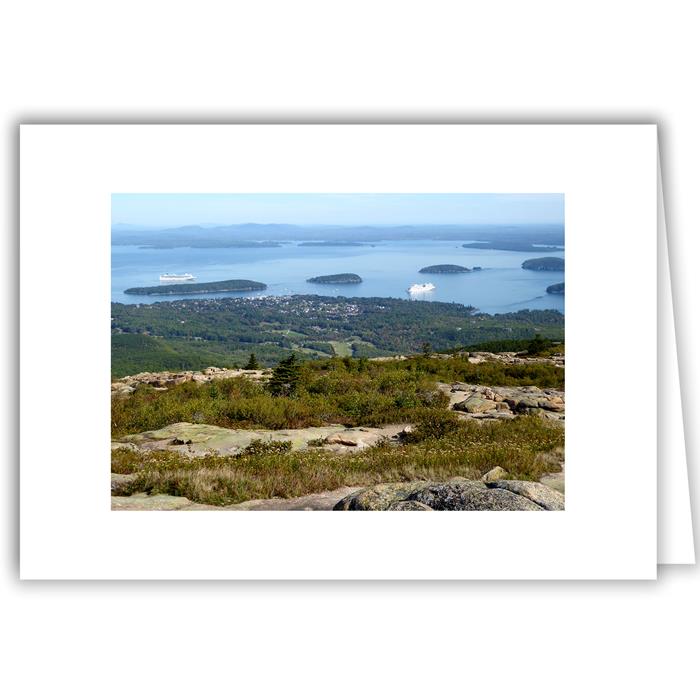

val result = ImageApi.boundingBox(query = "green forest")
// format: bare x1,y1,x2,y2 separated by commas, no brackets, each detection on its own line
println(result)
111,295,564,376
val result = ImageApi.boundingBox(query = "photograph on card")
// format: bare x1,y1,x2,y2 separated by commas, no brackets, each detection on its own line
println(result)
111,193,565,511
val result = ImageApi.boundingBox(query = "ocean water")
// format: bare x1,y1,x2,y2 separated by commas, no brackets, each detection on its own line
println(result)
111,240,565,315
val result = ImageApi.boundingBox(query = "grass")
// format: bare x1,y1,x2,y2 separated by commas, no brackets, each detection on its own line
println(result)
329,341,353,357
112,415,564,506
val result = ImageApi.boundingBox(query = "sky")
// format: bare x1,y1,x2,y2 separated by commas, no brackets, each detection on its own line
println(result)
111,193,564,228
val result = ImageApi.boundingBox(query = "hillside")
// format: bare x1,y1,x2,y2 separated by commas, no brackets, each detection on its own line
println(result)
111,295,564,375
111,350,565,511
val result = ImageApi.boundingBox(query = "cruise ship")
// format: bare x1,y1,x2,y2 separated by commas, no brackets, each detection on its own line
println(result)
407,282,436,294
159,273,196,282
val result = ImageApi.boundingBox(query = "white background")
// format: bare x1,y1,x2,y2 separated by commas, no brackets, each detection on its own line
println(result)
2,1,698,698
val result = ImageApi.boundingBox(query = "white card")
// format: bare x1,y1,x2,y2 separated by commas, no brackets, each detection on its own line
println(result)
20,124,663,579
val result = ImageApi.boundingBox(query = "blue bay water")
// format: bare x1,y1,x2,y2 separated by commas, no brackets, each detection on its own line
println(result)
111,240,564,315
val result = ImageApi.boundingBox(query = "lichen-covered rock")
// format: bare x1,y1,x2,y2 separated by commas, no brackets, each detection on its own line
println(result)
387,500,434,511
408,481,543,511
334,479,556,511
485,480,565,510
110,472,137,494
453,395,499,414
333,482,429,510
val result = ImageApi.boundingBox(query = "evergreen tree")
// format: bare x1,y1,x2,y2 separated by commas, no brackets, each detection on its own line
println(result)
268,354,301,396
526,334,549,356
244,352,260,370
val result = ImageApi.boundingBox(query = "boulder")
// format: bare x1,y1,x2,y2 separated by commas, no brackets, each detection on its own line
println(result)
485,480,565,510
111,473,137,494
333,482,429,511
335,479,549,511
482,466,509,482
408,481,543,511
453,395,499,414
325,433,362,447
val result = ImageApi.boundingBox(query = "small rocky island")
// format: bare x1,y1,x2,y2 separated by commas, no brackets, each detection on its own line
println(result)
299,241,369,247
418,264,471,274
306,273,363,284
125,279,267,295
522,257,565,271
546,282,565,294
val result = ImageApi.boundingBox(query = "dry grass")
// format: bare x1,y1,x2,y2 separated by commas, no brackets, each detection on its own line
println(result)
112,415,564,506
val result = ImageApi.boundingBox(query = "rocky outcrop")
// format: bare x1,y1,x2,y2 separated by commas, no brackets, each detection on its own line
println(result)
484,480,565,510
461,351,564,367
370,351,564,367
333,478,564,511
111,493,219,510
441,383,565,423
111,367,270,396
112,486,361,511
112,422,407,456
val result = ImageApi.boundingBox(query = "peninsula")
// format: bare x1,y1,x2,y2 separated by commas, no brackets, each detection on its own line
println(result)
522,257,565,271
546,282,565,294
306,273,363,284
124,279,267,296
419,264,471,274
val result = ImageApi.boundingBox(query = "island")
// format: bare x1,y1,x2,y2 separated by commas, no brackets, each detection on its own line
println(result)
546,282,565,295
124,279,267,295
419,264,471,274
522,257,565,271
463,242,564,252
306,273,363,284
299,241,369,247
138,241,281,250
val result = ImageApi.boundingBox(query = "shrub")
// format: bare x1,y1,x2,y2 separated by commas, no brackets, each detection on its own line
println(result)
242,439,293,455
403,410,462,442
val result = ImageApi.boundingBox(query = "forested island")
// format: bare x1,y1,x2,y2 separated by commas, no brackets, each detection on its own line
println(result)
306,273,363,284
419,264,471,273
546,282,565,294
522,257,565,271
111,295,564,375
124,279,267,296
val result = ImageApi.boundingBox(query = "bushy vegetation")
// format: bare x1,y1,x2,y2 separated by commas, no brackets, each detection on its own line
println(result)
111,359,448,437
112,415,564,506
112,355,563,438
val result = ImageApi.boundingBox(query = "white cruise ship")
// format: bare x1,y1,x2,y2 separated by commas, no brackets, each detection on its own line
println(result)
159,273,196,282
407,282,436,294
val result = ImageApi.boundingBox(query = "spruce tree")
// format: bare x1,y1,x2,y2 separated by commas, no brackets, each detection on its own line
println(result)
244,352,259,370
268,354,301,396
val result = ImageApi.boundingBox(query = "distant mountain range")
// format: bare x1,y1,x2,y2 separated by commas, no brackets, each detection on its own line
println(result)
112,223,565,248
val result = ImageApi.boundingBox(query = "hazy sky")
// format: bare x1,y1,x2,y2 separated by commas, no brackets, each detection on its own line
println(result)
112,193,564,227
